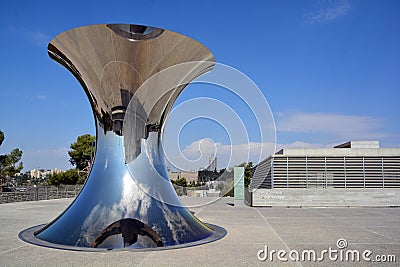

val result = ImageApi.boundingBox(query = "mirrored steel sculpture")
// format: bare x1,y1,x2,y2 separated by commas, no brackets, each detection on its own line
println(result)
19,24,225,250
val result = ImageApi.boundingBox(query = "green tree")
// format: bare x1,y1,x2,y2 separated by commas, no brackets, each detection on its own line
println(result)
48,169,82,185
68,134,95,171
238,162,253,188
47,172,62,185
244,162,253,188
172,177,188,187
0,130,4,146
0,130,23,179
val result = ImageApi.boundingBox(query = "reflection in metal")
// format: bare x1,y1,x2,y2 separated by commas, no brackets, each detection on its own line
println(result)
19,24,226,250
91,218,163,248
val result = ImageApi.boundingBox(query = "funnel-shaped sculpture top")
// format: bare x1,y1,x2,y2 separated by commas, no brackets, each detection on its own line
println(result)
48,23,214,162
29,24,224,250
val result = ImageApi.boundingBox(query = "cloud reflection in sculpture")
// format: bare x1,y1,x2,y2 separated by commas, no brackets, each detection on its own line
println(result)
30,24,223,250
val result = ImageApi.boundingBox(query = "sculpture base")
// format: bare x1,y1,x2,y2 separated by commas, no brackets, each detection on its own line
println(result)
19,223,226,252
23,130,225,249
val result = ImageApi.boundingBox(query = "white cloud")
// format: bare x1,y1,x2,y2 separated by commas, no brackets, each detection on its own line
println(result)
275,111,387,140
180,138,218,161
29,147,69,156
28,31,50,46
165,111,389,171
23,147,71,170
166,138,271,171
10,27,50,47
304,0,351,24
276,141,326,150
166,138,339,171
25,95,47,100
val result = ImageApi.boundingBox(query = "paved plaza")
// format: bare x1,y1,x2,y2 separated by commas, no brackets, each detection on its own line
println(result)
0,197,399,266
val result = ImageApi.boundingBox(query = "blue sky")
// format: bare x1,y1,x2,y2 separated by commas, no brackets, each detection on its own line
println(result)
0,0,399,171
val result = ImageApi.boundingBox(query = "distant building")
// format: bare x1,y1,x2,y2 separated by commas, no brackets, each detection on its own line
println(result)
168,171,198,183
252,141,400,189
30,168,64,179
207,155,217,172
30,169,42,179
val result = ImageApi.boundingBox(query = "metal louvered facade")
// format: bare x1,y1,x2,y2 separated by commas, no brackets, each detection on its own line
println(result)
251,141,400,190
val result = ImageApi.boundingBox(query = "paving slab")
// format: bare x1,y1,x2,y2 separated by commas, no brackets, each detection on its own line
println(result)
0,197,399,266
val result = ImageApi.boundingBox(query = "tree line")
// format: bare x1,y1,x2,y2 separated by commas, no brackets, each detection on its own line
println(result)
0,130,96,186
0,130,23,185
48,134,95,185
1,129,254,188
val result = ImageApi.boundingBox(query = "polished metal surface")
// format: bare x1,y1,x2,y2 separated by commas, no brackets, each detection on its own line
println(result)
21,24,225,250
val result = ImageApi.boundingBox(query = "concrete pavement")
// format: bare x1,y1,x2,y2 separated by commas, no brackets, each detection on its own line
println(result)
0,197,399,266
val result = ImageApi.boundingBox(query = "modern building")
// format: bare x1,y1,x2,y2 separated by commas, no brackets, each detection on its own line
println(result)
250,141,400,207
252,141,400,189
30,169,64,179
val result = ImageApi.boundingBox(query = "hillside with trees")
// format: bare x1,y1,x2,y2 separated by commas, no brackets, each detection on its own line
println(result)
48,134,95,185
0,130,23,186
